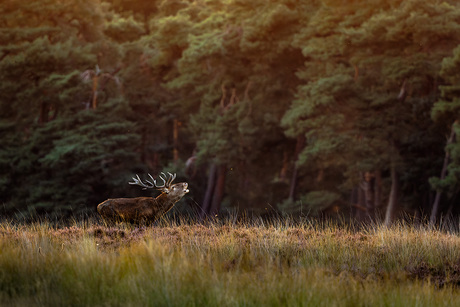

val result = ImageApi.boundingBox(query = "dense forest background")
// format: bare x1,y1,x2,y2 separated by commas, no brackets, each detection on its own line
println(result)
1,0,460,223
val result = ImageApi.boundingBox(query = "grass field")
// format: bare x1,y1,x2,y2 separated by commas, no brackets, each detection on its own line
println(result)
0,217,459,306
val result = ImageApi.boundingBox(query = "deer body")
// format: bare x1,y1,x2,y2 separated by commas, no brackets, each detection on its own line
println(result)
97,173,189,221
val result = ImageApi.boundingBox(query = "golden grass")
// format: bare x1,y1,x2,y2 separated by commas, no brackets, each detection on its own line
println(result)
0,217,459,306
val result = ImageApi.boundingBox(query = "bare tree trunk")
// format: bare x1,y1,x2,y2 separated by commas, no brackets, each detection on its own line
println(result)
384,162,399,226
289,135,305,201
356,183,365,220
210,165,226,216
430,121,457,225
91,74,99,109
173,119,179,163
354,172,376,221
374,170,382,211
289,167,298,201
279,151,289,182
363,172,375,221
201,163,217,219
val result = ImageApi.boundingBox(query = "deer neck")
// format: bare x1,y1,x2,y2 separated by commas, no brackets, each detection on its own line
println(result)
155,192,182,208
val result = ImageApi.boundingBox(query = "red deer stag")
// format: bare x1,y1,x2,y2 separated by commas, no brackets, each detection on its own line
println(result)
97,172,189,221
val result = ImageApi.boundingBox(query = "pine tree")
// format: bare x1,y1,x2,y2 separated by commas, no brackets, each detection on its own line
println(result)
146,0,314,215
0,0,142,216
430,44,460,222
282,0,460,221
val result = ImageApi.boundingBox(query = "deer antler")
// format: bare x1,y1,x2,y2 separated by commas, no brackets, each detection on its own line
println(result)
129,174,155,190
165,172,176,188
129,173,177,193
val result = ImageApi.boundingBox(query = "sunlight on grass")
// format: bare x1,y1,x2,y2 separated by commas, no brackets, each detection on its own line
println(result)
0,218,459,306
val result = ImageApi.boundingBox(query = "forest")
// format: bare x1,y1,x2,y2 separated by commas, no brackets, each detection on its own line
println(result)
1,0,460,224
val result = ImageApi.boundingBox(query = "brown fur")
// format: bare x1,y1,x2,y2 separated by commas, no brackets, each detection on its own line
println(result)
97,182,189,221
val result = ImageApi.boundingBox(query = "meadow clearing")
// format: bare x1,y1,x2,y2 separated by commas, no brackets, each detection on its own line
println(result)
0,217,459,306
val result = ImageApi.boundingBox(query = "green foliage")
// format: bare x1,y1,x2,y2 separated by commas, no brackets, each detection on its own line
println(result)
281,0,460,213
302,190,342,212
104,15,146,43
3,110,140,216
279,190,342,216
2,0,460,218
430,45,460,196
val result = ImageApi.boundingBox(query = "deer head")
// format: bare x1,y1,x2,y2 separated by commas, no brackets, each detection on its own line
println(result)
129,172,189,196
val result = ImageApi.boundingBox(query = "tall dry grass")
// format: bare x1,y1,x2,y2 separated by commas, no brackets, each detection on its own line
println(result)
0,217,459,306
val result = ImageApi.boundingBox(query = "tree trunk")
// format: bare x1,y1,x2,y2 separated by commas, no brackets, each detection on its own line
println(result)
384,162,399,226
430,121,457,225
289,135,306,201
210,164,226,216
354,172,377,221
374,170,382,211
288,167,298,201
356,183,365,220
279,150,289,182
91,74,99,109
362,172,375,221
201,163,217,219
173,119,179,163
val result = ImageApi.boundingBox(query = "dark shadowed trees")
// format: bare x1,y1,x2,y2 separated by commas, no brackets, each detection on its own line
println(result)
2,0,460,222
